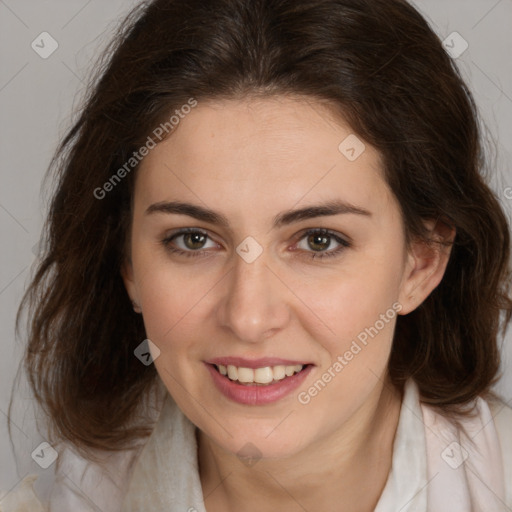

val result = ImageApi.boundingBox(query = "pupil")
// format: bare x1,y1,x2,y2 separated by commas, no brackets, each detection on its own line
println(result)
186,233,205,249
309,234,329,251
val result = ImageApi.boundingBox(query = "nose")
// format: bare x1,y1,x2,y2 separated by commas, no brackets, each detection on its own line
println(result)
218,251,291,344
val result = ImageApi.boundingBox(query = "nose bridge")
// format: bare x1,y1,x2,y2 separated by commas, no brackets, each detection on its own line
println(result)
220,249,288,342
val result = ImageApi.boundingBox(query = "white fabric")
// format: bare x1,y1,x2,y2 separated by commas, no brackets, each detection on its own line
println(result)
422,395,508,511
120,379,512,512
3,379,510,512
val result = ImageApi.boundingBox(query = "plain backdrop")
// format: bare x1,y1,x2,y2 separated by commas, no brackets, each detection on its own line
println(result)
1,0,511,501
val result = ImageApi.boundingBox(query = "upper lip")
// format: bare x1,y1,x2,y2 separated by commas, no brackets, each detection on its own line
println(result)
206,357,313,368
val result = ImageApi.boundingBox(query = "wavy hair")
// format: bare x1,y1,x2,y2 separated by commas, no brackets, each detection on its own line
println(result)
13,0,512,456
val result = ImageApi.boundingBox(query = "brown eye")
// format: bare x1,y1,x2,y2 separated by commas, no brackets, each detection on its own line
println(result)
307,232,331,252
296,229,351,260
182,232,208,250
161,229,218,258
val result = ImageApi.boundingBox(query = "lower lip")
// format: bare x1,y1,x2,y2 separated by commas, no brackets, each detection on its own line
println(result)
205,363,314,405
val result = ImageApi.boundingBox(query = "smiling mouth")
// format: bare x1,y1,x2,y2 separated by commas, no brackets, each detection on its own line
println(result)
212,363,311,386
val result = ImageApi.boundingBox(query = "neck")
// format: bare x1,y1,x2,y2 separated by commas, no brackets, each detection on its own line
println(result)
197,375,404,512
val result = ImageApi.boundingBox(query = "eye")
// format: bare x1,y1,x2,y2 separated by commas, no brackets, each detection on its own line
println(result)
294,228,351,260
161,228,351,260
161,228,218,258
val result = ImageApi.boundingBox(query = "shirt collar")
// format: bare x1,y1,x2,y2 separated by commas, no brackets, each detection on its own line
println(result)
374,379,428,511
123,379,428,512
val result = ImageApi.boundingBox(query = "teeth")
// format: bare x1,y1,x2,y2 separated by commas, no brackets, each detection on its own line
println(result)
227,365,238,380
254,367,273,384
286,365,302,377
217,364,305,385
273,365,286,380
238,367,254,383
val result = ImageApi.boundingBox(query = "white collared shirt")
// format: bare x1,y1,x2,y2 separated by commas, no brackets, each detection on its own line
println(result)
33,379,512,511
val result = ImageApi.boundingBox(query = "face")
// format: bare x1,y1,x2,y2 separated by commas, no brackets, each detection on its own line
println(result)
122,96,428,459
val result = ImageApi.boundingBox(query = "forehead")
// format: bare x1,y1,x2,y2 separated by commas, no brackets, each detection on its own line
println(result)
135,96,394,223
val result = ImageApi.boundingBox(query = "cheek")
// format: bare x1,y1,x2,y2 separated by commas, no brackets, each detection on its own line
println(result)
132,243,218,340
306,260,402,342
297,274,400,415
300,255,403,388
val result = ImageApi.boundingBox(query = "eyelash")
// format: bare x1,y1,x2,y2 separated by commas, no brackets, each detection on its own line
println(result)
161,228,351,260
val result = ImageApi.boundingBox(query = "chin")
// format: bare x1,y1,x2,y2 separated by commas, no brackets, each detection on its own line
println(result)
209,425,311,462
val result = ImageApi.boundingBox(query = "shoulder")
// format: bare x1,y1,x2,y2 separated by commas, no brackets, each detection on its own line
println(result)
0,475,46,512
48,440,142,512
417,382,512,510
0,442,142,512
488,395,512,506
48,380,168,511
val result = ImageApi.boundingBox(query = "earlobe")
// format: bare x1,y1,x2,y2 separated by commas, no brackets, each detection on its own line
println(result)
398,218,456,315
130,299,142,313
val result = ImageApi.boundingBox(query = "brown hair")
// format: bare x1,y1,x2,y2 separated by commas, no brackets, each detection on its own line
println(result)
14,0,512,456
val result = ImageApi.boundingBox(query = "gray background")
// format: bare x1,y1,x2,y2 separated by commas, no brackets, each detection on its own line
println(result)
1,0,511,501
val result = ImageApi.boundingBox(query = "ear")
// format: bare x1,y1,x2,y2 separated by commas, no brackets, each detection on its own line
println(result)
398,218,456,315
121,256,142,313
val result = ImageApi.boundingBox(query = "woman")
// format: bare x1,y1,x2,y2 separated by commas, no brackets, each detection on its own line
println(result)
7,0,512,510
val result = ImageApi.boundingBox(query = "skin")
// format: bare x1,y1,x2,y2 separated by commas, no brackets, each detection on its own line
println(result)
122,96,454,512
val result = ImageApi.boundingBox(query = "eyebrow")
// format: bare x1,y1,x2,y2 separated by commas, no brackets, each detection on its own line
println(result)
145,199,372,229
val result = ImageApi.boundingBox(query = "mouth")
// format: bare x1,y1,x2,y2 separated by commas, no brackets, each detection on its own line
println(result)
204,357,315,405
211,363,312,386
